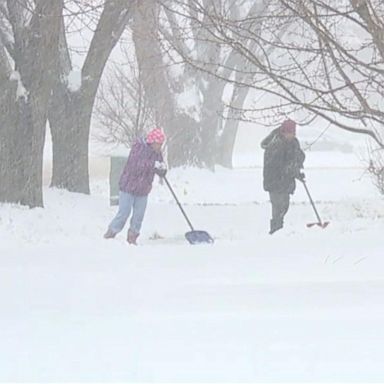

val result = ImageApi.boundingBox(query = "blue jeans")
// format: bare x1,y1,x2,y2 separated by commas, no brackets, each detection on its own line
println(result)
108,191,148,235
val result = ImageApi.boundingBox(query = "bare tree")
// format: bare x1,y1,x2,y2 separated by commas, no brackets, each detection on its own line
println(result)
95,55,156,147
0,0,63,207
64,0,384,174
97,0,280,169
158,0,278,168
164,0,384,151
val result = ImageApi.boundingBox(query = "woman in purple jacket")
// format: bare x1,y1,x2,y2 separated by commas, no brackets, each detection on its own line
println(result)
104,128,167,244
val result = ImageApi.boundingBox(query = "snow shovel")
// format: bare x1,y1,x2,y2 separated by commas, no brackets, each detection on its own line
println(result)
300,180,330,229
163,176,214,244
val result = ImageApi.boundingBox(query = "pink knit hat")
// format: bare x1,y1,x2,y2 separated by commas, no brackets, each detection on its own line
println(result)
280,119,296,135
146,128,166,144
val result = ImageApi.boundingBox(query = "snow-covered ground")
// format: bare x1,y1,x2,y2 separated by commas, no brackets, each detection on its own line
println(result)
1,153,384,382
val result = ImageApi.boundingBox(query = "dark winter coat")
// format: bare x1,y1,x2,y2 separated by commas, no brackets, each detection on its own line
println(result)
261,129,305,194
119,138,163,196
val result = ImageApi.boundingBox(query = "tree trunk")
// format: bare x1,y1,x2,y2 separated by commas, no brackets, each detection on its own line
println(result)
197,76,230,170
132,0,201,167
217,118,240,169
16,97,44,207
199,94,221,169
49,88,91,193
132,2,175,133
0,97,46,208
217,85,250,168
0,0,62,207
166,114,201,167
0,83,19,202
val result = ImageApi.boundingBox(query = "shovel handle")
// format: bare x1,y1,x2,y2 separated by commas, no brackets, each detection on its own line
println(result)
301,180,324,226
163,176,195,232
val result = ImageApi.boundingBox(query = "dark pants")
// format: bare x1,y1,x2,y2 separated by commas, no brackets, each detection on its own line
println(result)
269,192,290,233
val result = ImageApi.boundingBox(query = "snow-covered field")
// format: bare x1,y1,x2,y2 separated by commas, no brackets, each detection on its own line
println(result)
1,152,384,382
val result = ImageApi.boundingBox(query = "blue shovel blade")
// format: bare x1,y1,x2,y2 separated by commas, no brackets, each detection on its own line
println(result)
185,230,214,245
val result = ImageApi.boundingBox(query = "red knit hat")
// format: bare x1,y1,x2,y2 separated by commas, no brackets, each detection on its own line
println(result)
280,119,296,135
146,128,166,144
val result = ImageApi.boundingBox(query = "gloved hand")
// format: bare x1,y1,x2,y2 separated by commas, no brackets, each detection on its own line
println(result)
296,171,305,181
155,161,167,170
154,161,167,178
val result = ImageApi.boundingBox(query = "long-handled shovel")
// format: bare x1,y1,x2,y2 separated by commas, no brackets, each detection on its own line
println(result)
163,176,214,244
301,180,330,228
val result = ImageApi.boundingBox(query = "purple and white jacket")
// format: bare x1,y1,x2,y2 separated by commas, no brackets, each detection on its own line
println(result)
119,138,163,196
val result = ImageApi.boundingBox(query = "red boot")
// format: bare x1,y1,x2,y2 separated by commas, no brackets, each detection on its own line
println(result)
127,229,139,245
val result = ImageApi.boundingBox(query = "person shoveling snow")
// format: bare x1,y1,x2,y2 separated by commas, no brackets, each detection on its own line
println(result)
104,128,167,245
261,119,306,234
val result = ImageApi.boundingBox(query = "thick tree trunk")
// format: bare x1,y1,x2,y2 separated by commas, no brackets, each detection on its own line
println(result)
0,97,46,208
0,83,19,202
49,88,91,193
0,0,62,207
17,97,45,207
132,4,174,128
